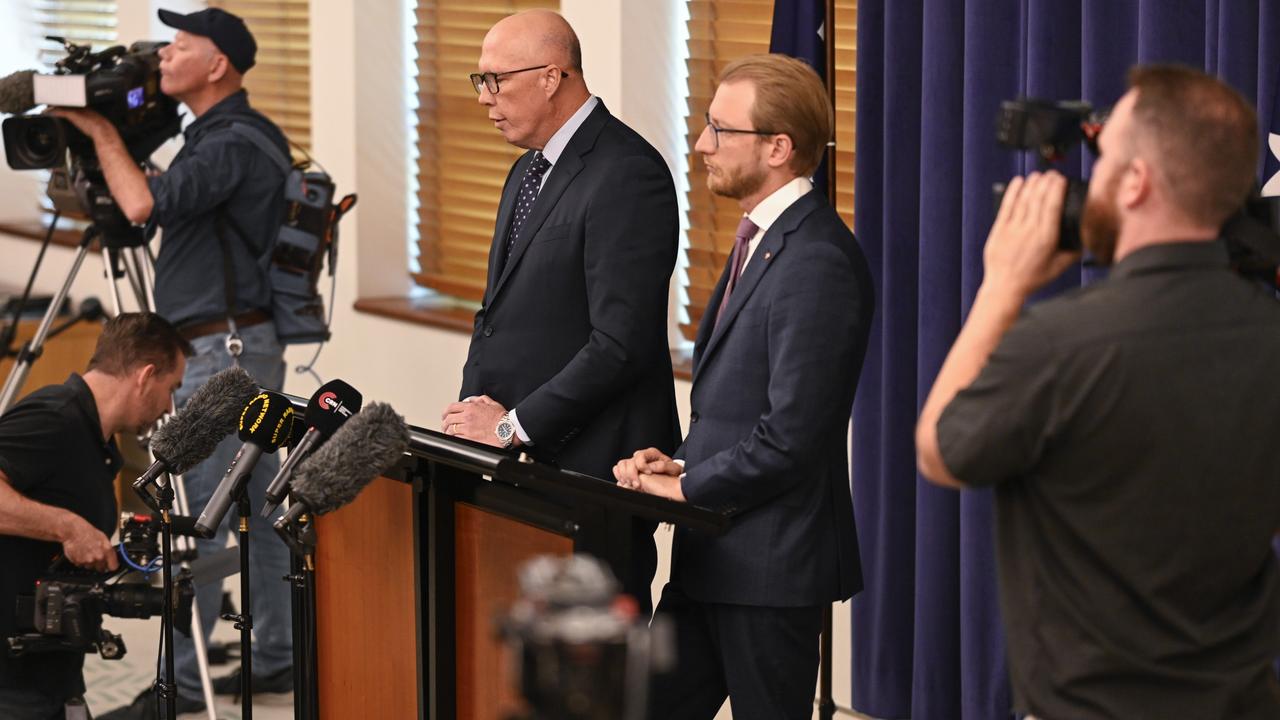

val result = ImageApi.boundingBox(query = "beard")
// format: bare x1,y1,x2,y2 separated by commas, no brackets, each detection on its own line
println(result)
705,158,768,200
1080,172,1121,265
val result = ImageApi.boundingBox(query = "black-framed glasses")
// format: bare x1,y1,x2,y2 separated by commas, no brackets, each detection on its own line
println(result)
469,65,570,95
703,112,779,149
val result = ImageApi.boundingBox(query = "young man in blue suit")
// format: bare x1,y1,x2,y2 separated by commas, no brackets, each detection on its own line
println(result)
441,10,681,614
614,54,874,720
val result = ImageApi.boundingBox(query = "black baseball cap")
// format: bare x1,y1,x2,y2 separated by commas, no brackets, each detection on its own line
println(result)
158,7,257,74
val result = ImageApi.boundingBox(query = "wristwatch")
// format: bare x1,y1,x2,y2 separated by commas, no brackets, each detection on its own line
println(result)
495,412,516,449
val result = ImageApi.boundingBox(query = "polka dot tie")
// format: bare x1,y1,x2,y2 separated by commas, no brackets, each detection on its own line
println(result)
504,152,553,263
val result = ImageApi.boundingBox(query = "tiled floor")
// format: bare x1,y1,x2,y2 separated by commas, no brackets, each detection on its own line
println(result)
84,615,294,720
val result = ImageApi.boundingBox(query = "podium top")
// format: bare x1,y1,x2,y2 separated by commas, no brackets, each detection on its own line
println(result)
284,393,728,534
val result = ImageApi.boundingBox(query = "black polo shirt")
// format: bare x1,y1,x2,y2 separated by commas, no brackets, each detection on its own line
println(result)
0,374,120,700
938,241,1280,720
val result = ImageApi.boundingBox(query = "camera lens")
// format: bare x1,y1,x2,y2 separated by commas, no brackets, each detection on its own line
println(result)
2,116,68,170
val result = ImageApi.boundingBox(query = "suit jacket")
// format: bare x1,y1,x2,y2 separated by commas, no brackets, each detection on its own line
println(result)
460,101,681,482
673,189,873,607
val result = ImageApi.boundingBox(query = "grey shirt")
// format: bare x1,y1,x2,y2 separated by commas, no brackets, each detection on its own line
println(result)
938,241,1280,720
148,90,288,327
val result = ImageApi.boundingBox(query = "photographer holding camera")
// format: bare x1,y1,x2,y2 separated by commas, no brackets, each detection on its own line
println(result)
916,64,1280,719
0,313,190,720
52,8,296,718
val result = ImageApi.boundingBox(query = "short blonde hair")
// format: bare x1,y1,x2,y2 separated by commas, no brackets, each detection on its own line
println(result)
719,54,833,177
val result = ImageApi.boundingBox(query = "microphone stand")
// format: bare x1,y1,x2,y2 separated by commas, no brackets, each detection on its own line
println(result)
285,512,319,720
229,488,256,718
133,473,180,720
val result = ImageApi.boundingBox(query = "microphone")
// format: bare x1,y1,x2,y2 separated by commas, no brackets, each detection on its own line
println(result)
0,70,37,115
193,390,295,538
259,379,362,518
275,402,409,529
135,367,258,489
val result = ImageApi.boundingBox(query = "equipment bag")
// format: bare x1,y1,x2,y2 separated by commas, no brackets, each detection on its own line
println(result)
216,122,356,345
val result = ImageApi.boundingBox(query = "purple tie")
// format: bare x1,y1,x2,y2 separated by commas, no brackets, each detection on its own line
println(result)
714,215,759,330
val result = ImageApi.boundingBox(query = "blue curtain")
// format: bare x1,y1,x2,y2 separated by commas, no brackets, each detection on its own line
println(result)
849,2,1280,719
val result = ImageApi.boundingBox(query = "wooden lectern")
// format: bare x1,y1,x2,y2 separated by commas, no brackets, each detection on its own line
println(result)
303,417,727,719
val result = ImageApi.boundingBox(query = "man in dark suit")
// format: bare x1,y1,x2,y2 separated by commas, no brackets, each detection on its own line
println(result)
440,10,680,613
614,54,874,719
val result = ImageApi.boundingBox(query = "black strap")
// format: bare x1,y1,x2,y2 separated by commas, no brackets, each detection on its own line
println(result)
210,120,292,321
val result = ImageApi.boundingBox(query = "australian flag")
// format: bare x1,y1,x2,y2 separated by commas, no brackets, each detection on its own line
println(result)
769,0,830,198
1263,72,1280,197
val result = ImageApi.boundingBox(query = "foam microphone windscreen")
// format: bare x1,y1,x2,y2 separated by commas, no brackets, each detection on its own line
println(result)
291,402,409,515
150,367,258,474
237,390,295,451
0,70,36,115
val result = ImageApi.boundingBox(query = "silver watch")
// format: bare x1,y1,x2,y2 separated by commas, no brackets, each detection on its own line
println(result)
495,412,516,449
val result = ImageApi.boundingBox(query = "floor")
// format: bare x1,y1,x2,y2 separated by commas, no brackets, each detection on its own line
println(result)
83,610,294,720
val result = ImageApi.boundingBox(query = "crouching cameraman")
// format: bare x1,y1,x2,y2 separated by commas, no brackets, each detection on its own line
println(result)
916,65,1280,720
0,313,190,719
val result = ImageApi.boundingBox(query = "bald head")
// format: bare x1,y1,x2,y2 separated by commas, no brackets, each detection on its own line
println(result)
485,9,582,73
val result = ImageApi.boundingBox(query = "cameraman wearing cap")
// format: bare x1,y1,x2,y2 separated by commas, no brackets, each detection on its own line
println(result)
916,65,1280,719
0,313,190,720
55,8,296,719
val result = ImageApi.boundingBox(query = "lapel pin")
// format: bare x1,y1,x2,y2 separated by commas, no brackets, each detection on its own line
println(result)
764,251,772,260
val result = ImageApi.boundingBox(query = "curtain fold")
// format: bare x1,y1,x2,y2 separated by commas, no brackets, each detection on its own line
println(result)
851,3,1280,718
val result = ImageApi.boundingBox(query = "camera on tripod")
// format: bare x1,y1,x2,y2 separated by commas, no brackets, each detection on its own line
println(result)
7,513,194,662
1,37,181,235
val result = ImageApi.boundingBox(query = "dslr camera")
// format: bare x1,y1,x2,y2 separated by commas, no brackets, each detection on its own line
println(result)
7,513,194,661
994,98,1104,251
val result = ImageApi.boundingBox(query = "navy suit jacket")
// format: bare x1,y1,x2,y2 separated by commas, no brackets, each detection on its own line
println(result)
673,188,873,607
460,101,681,482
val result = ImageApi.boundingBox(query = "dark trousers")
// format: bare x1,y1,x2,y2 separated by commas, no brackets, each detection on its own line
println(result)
648,584,822,720
0,687,91,720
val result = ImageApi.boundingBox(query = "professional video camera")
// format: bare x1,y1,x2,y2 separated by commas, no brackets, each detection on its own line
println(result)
7,513,194,661
995,97,1280,287
1,37,181,235
500,555,670,720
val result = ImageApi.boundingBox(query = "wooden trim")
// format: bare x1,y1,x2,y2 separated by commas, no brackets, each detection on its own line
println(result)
353,294,478,334
0,220,91,251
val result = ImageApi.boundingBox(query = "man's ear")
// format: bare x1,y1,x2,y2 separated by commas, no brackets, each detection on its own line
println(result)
135,363,159,390
766,133,796,170
541,64,563,98
208,53,230,84
1118,156,1151,209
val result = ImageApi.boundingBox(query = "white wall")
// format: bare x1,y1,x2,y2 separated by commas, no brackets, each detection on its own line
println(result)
0,1,858,715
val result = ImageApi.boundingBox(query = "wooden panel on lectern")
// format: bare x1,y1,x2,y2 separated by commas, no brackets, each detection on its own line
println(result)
455,502,573,720
0,318,99,401
315,476,417,720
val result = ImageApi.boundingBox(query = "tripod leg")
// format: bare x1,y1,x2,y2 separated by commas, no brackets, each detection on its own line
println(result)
101,247,128,317
0,237,93,414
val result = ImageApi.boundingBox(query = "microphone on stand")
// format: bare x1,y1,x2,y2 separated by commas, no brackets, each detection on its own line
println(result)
134,367,259,499
259,379,362,518
273,403,409,554
193,391,295,538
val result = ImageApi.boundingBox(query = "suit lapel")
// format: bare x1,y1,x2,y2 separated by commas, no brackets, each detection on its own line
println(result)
692,191,824,383
488,102,611,302
485,154,531,303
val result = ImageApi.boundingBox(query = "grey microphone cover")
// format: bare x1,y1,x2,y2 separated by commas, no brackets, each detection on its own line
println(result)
150,366,258,474
291,402,409,515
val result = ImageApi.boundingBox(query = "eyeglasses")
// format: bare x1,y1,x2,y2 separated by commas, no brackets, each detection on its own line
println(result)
703,112,779,149
469,65,570,95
